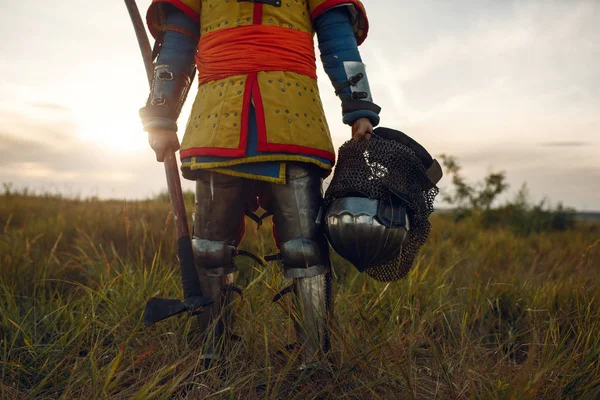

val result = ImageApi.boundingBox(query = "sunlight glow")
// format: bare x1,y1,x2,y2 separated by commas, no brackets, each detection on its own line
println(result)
72,99,147,154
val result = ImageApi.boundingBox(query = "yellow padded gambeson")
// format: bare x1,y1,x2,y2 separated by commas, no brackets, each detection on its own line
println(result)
182,75,247,150
148,0,371,162
257,71,332,152
199,0,254,35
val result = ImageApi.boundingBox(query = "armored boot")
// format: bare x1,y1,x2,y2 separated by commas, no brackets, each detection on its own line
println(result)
194,271,236,362
292,272,333,368
259,163,333,368
192,172,251,363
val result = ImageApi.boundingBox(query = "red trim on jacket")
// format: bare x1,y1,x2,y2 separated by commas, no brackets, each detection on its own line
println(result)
147,0,199,39
253,77,268,148
181,1,335,164
180,71,335,163
179,73,256,159
259,143,336,163
253,77,336,163
181,142,336,162
253,3,264,24
310,0,369,45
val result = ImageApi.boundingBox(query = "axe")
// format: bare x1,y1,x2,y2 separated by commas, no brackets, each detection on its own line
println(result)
124,0,213,326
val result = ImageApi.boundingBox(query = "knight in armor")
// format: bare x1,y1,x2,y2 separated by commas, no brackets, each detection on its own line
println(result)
140,0,380,368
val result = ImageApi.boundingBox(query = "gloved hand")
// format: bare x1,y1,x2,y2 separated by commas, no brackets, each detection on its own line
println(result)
148,129,180,162
352,117,373,141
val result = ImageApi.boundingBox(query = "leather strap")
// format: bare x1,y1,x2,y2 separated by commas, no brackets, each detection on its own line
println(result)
238,0,282,6
164,24,200,42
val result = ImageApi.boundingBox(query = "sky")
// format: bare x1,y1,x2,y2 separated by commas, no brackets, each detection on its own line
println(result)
0,0,599,209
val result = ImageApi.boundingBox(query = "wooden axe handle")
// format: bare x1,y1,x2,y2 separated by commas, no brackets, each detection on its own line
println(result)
124,0,153,84
124,0,203,299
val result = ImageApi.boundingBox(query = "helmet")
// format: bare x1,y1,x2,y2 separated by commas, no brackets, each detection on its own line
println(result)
323,127,442,280
325,195,409,272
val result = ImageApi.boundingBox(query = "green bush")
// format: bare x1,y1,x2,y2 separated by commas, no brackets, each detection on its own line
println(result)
439,155,576,235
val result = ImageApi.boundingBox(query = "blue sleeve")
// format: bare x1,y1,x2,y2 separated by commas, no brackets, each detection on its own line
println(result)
140,6,199,132
156,6,198,78
314,8,380,126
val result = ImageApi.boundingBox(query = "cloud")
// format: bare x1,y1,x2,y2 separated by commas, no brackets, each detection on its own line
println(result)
0,108,187,199
29,102,70,112
0,107,78,147
365,1,600,125
0,130,180,199
540,141,589,147
0,0,598,209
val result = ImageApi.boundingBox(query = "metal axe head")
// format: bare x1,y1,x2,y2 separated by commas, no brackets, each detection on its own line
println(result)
143,296,214,327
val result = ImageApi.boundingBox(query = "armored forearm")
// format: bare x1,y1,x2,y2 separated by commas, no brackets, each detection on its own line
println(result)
140,6,199,132
314,7,381,126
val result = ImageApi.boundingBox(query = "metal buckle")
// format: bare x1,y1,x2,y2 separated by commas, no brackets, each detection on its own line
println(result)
348,73,364,86
151,96,166,106
158,71,174,80
351,92,368,100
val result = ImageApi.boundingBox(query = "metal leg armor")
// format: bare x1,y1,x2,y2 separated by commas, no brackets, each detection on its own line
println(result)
292,272,333,367
192,164,332,367
260,163,333,367
192,172,249,362
194,270,236,361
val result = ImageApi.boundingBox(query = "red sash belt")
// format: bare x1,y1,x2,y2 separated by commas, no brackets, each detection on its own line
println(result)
196,25,317,85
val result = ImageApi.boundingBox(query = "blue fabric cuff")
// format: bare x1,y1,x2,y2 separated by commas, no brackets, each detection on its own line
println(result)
342,110,380,127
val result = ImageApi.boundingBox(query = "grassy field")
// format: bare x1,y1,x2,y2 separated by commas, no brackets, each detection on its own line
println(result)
0,193,599,399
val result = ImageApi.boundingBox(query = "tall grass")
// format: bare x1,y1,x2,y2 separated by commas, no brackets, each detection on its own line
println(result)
0,194,598,399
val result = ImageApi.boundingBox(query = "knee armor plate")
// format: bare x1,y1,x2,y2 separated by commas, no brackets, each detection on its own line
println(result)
280,237,329,278
192,237,237,276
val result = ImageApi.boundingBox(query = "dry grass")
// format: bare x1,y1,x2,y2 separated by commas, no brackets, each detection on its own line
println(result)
0,194,599,399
